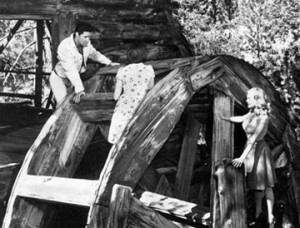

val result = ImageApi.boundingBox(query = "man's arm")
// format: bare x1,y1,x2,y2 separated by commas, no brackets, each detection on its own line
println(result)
88,43,119,66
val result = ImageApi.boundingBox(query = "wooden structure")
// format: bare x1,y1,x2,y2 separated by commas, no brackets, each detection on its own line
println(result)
1,55,299,228
0,1,300,228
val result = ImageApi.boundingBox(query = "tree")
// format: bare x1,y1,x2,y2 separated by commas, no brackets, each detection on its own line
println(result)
0,20,52,105
174,0,300,139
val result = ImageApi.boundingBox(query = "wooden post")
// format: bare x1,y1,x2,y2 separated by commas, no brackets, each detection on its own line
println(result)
211,91,247,228
214,159,247,228
51,12,75,66
282,124,300,225
2,74,106,228
128,194,180,228
35,20,44,108
86,58,225,227
175,110,201,200
106,184,132,228
138,190,210,226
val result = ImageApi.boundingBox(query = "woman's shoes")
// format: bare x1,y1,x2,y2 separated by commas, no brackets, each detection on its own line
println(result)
268,216,276,228
248,213,266,227
248,213,276,228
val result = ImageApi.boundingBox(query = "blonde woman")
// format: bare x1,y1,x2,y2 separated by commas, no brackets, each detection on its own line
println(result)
219,87,277,227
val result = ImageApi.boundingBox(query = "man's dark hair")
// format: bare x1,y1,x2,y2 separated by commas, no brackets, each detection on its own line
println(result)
126,42,148,64
74,22,97,35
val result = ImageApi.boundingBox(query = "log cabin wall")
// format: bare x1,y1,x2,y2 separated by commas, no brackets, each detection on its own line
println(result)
0,0,194,65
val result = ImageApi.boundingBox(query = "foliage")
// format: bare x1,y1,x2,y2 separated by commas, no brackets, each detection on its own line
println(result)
0,20,52,105
174,0,300,139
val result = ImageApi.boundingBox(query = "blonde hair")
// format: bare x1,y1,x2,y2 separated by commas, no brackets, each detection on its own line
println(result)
247,87,271,115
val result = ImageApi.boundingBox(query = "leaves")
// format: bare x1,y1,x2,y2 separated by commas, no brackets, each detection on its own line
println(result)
175,0,300,139
0,20,52,105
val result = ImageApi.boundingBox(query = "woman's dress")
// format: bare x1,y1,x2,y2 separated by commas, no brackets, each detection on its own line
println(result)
242,113,277,190
108,63,155,144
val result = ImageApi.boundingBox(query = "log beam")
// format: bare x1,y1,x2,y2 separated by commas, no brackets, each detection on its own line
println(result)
282,125,300,224
211,91,246,228
71,93,115,123
86,57,224,227
214,159,247,228
138,191,210,226
1,69,107,228
175,111,200,200
16,175,98,207
106,184,131,228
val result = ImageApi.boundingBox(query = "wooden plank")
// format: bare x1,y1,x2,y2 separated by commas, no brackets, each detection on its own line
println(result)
211,56,289,142
106,184,131,228
82,0,174,7
214,159,247,228
139,191,210,226
16,175,98,207
129,193,180,228
0,163,20,202
0,0,57,15
93,56,210,76
1,68,109,228
35,20,44,108
211,92,235,228
71,93,115,122
86,57,224,227
282,124,300,223
174,111,200,200
155,175,173,197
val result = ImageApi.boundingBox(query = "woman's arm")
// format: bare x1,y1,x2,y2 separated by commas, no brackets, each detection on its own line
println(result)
114,78,122,100
218,114,246,123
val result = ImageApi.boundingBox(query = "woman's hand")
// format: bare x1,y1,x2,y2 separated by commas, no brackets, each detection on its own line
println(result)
218,113,230,121
232,157,245,168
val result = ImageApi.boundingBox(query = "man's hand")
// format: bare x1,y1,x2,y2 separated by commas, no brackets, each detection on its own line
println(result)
73,91,86,103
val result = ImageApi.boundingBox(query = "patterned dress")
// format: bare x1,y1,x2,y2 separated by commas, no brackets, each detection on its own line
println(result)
108,63,155,144
242,112,277,190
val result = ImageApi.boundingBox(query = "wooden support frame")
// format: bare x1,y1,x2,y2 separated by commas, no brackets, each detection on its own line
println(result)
0,17,52,107
35,20,44,107
0,20,23,55
211,91,247,228
175,110,201,200
107,184,207,228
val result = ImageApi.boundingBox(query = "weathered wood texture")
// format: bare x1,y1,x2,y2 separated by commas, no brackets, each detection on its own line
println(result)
83,0,176,6
51,12,76,65
2,55,298,228
86,58,225,227
174,111,200,200
211,92,240,228
0,0,193,63
71,57,212,123
1,74,108,228
106,184,131,228
0,164,20,203
214,160,247,228
282,125,300,224
71,93,115,122
138,190,210,226
0,0,57,15
210,56,289,143
127,196,180,228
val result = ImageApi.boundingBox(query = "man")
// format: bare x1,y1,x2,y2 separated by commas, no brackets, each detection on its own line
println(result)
49,22,119,106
